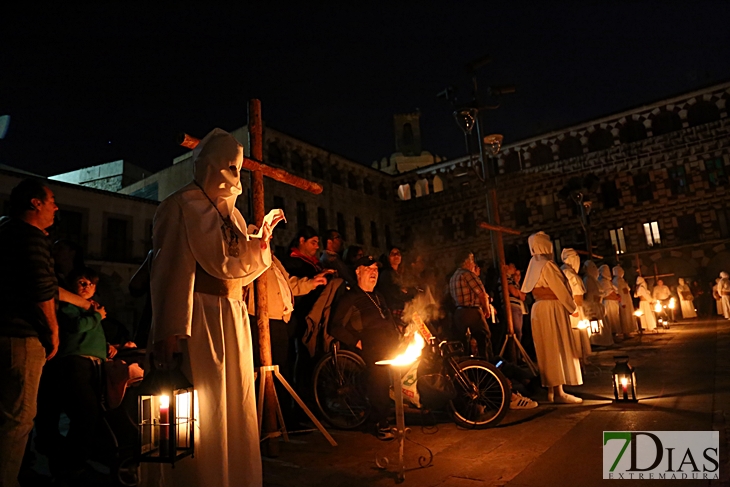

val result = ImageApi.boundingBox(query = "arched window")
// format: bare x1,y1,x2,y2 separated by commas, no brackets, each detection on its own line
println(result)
403,123,414,147
414,179,429,197
347,172,359,190
290,152,304,173
687,100,720,127
558,136,583,160
432,175,444,193
528,144,554,167
331,167,342,185
501,152,521,174
619,120,647,144
267,142,283,165
311,158,324,178
587,128,614,152
397,184,412,200
650,110,682,136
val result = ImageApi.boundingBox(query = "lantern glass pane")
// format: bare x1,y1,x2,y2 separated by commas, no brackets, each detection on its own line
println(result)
175,390,194,450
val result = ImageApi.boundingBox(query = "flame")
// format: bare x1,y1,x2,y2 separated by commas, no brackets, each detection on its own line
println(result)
654,302,662,313
577,320,590,330
376,332,425,366
634,310,644,317
668,298,676,310
159,394,170,409
620,377,629,387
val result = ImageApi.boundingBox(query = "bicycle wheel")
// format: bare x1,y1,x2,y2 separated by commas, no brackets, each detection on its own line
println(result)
449,359,509,429
312,350,370,429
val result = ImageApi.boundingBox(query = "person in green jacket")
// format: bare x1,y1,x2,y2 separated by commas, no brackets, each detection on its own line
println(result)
35,267,109,481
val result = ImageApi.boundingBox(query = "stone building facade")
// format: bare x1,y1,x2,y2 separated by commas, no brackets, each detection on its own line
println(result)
392,82,730,287
120,126,397,259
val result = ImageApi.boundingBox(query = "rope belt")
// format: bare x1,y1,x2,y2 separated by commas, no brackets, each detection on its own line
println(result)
532,286,558,301
194,264,243,300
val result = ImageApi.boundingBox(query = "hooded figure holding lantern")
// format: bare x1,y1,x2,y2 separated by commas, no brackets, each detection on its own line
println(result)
144,129,283,487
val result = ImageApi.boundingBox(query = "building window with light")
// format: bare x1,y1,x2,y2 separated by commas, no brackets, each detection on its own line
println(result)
643,221,661,247
706,158,728,187
610,227,627,254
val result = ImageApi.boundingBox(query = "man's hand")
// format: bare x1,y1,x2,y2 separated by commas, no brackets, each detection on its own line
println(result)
107,344,118,359
312,269,335,287
47,331,59,360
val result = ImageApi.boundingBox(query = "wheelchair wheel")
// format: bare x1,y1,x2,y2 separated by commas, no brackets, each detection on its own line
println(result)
449,359,509,429
313,350,370,429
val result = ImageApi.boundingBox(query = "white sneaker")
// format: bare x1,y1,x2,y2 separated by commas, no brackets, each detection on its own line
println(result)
510,392,538,409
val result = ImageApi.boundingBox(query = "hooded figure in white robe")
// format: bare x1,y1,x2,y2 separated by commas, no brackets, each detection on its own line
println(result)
583,261,614,346
521,232,582,403
719,271,730,319
598,264,621,336
676,278,697,319
613,266,638,335
634,276,657,332
560,248,591,362
713,278,724,316
144,129,281,487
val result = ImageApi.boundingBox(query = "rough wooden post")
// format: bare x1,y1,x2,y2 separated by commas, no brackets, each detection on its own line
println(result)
249,99,279,456
490,189,517,362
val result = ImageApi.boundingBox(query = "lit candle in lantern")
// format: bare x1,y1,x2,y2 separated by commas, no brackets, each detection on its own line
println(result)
620,377,629,399
159,394,170,456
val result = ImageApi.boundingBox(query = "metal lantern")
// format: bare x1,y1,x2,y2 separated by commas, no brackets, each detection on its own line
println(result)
611,355,637,402
590,319,602,335
137,355,195,465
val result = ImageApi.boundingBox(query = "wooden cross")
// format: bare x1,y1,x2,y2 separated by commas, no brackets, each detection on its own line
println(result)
178,99,335,454
479,189,538,375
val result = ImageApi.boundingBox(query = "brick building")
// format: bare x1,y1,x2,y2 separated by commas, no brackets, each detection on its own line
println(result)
393,81,730,287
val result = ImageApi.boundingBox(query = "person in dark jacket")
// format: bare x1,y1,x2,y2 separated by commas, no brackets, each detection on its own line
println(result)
376,246,416,325
330,256,402,440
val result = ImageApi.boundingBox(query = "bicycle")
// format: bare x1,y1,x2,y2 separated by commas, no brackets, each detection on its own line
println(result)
312,337,509,430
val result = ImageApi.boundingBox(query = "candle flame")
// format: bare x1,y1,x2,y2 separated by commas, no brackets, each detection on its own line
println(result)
620,377,628,387
634,310,644,317
577,320,590,330
668,298,676,310
376,332,425,366
160,394,170,409
654,302,662,313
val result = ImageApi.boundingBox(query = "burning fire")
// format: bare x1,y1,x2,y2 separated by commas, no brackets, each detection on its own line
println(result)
376,332,425,366
634,310,644,317
668,298,676,310
577,320,590,330
654,302,662,313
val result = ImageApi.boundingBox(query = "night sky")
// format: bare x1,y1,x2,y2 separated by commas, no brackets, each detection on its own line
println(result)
2,3,730,177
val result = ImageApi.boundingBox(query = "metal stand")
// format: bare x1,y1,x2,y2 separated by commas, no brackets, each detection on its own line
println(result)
375,366,433,483
499,333,538,376
256,365,337,447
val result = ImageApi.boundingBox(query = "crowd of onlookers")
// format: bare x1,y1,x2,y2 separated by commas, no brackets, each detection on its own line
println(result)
3,177,730,485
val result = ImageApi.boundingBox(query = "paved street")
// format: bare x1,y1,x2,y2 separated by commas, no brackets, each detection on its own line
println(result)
262,317,730,487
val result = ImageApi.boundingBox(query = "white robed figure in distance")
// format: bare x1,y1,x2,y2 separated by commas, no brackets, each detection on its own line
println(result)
719,271,730,319
612,265,638,335
559,248,592,363
713,278,724,316
676,278,697,319
521,232,583,404
598,264,621,337
582,260,613,347
144,129,283,487
634,276,657,333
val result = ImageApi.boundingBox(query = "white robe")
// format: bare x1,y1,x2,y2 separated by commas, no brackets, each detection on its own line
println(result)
583,275,613,346
561,264,592,361
713,283,724,315
598,276,621,335
613,276,638,334
719,278,730,319
523,261,582,388
676,283,697,319
635,283,657,332
144,186,272,487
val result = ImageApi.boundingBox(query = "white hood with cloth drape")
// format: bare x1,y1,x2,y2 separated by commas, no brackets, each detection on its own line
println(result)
613,265,638,334
560,248,592,361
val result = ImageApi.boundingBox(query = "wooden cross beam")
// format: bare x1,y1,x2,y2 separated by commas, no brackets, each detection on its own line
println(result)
179,100,331,454
575,249,604,260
